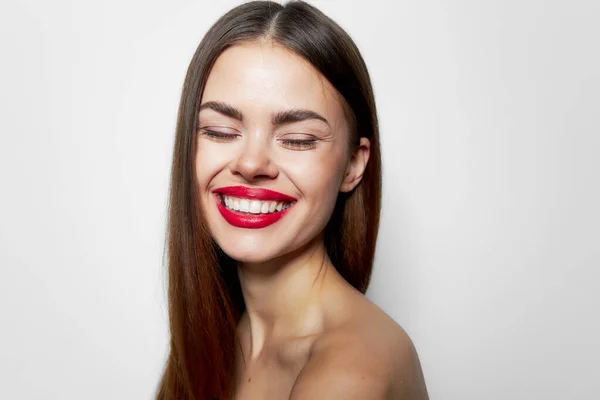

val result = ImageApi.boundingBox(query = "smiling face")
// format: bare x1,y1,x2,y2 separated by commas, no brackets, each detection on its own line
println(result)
195,40,369,264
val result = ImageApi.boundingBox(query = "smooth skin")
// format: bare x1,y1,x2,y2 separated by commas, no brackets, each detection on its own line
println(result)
195,40,428,399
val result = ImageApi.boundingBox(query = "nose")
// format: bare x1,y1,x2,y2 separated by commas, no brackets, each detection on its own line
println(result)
230,133,279,182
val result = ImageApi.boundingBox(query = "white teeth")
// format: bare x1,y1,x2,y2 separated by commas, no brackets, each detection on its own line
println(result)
249,200,261,214
261,202,270,214
221,195,293,214
239,199,250,213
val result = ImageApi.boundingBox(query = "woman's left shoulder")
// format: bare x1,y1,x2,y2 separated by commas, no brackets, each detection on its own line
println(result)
290,294,429,399
342,294,425,381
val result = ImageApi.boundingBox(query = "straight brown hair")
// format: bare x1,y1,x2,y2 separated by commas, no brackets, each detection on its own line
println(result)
156,1,382,399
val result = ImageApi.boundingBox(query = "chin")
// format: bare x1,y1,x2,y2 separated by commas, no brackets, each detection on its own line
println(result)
216,238,289,265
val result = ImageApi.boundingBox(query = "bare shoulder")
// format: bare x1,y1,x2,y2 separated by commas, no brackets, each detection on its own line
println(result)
289,293,428,399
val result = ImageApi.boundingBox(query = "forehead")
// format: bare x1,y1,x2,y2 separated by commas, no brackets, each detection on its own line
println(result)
201,41,347,127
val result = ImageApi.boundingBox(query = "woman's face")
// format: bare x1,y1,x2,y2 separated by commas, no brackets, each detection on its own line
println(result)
195,40,369,264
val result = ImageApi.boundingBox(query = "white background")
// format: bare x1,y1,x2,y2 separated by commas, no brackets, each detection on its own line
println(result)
1,0,598,399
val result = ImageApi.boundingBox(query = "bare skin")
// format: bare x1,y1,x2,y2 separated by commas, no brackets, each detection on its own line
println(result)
232,237,428,400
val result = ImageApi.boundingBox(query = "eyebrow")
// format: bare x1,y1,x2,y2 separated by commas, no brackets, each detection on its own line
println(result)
199,101,330,127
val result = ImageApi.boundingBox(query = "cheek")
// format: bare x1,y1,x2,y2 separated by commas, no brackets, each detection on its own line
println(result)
194,141,231,187
282,147,347,209
194,142,233,214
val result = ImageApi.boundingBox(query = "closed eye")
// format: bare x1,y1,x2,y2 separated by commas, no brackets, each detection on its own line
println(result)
198,128,239,141
280,138,318,150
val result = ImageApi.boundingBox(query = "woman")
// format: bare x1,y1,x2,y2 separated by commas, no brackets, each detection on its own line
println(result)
157,1,428,399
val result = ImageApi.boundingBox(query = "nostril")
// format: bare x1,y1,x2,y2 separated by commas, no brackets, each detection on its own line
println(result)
231,154,278,181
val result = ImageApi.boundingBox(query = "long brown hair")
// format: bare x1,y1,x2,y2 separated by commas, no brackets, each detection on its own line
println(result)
157,1,382,398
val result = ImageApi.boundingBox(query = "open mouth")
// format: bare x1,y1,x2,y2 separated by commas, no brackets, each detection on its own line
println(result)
212,186,297,229
217,194,294,215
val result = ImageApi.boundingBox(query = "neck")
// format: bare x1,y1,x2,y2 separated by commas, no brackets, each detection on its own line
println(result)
236,235,342,360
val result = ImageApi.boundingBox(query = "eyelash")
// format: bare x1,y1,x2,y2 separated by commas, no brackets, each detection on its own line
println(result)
198,129,238,140
198,129,318,150
280,139,317,150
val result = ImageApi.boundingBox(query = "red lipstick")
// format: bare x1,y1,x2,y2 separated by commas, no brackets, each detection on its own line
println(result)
213,186,296,229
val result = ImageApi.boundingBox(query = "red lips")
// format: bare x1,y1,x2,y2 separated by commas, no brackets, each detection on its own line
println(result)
213,186,296,229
